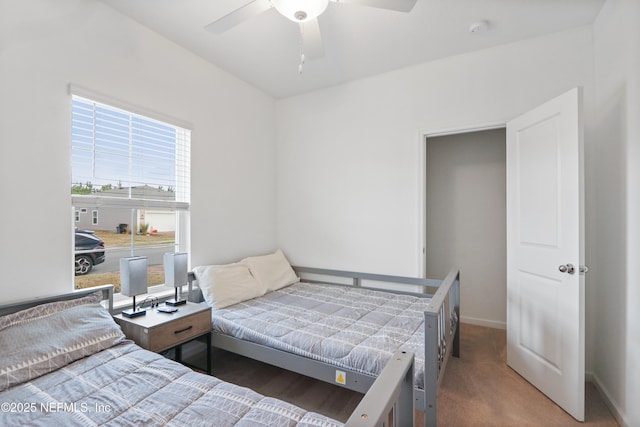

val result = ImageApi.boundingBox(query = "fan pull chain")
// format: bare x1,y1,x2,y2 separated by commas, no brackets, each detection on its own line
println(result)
299,53,305,74
298,22,305,75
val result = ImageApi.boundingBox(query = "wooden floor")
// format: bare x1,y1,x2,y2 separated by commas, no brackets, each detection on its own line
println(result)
182,323,619,426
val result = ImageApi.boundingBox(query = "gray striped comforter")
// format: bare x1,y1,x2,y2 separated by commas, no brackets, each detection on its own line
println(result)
210,282,429,389
0,342,343,426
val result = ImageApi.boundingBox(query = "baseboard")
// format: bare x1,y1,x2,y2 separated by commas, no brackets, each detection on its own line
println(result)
460,315,506,330
588,371,629,427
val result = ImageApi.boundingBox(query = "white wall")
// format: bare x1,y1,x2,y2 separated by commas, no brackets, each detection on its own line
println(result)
3,0,635,422
426,129,506,329
276,26,596,326
593,0,640,425
0,0,277,302
276,24,600,387
275,8,640,423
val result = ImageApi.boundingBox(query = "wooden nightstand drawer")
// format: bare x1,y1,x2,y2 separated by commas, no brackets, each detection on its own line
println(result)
145,309,210,352
114,302,212,353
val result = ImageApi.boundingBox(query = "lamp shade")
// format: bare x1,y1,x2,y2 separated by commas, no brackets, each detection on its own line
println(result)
120,256,148,297
164,252,188,288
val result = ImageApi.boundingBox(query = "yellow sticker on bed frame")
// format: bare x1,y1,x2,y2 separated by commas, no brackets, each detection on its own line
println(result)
335,370,346,385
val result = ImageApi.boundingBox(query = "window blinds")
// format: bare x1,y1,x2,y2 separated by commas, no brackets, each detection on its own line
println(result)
71,95,190,210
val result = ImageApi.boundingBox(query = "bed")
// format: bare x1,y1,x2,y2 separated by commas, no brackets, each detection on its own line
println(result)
0,285,415,427
190,250,461,427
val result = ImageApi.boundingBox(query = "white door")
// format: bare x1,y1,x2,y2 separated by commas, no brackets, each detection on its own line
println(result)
506,87,585,421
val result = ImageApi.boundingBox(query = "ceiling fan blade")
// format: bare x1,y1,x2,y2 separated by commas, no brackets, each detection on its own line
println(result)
330,0,417,13
205,0,272,34
300,18,324,60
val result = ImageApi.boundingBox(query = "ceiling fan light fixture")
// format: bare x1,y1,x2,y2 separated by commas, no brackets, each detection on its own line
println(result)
271,0,329,22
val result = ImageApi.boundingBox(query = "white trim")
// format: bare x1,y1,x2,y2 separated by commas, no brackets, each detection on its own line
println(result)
72,195,189,211
461,316,506,330
417,121,506,277
416,129,427,277
589,372,629,427
68,84,193,131
420,121,505,139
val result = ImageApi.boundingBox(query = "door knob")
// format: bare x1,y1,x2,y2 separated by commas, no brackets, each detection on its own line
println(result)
558,264,575,274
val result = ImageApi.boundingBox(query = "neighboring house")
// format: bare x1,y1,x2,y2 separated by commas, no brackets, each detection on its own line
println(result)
74,185,176,233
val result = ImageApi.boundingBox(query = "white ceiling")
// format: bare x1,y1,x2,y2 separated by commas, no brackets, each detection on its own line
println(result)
98,0,605,99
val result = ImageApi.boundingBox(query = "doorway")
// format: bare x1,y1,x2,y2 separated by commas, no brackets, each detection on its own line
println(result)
425,128,507,329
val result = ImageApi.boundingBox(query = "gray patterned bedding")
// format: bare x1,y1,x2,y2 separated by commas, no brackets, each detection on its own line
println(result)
0,342,343,427
210,282,429,389
0,295,343,427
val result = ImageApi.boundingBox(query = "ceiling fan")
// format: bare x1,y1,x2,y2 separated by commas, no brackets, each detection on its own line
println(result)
205,0,417,68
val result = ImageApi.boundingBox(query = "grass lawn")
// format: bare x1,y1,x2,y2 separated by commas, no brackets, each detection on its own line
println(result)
74,265,165,293
95,230,175,248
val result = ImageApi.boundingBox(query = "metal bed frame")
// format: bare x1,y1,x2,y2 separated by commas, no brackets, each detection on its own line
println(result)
0,284,416,427
0,284,114,316
188,266,461,427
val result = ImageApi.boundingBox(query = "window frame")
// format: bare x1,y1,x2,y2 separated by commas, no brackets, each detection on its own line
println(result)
70,85,192,301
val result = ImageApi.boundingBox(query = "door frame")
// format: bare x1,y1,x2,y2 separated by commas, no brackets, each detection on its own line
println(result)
417,121,505,278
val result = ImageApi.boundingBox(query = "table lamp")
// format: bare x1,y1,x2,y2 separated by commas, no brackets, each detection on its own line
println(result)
120,256,148,318
164,252,188,306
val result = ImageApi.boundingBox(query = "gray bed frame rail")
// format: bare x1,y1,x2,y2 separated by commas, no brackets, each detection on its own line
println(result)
188,266,461,427
0,284,114,316
346,350,415,427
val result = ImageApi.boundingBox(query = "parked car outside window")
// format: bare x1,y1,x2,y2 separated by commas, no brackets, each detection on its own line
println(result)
75,229,105,275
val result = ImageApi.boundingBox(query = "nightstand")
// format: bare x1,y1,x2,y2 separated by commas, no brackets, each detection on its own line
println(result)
114,302,212,374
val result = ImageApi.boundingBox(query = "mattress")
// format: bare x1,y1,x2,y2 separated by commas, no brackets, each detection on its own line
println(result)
210,282,429,389
0,342,343,427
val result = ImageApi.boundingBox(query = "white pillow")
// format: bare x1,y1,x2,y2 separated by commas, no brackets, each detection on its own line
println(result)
244,249,299,292
193,262,266,309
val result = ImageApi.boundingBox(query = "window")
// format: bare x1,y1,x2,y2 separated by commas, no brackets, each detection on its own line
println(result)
71,92,191,295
